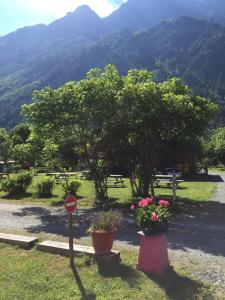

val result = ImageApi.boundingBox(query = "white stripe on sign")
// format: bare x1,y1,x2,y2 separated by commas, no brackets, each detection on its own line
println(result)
66,202,76,207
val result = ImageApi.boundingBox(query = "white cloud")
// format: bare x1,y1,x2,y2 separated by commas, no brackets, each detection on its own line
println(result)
24,0,116,18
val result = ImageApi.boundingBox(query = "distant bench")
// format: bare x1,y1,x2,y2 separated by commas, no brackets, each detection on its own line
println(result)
0,173,7,180
153,175,184,188
154,179,184,188
105,175,125,188
46,171,90,183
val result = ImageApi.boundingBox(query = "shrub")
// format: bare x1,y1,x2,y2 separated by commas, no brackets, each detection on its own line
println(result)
88,210,123,232
1,171,33,196
35,177,54,198
63,179,81,197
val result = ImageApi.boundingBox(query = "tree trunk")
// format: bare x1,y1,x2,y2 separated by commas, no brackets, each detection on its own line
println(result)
85,154,108,206
94,177,108,204
137,149,156,198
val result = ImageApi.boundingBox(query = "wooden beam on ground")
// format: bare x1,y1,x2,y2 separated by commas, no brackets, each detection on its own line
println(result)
37,240,120,262
0,233,38,249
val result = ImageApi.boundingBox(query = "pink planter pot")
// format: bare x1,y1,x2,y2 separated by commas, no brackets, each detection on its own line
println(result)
136,231,169,276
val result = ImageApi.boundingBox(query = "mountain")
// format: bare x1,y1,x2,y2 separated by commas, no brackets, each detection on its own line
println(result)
104,0,199,32
104,0,225,32
0,5,106,76
1,1,225,128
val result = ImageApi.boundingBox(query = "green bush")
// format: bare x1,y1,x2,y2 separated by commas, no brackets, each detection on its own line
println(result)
1,171,33,196
63,179,81,197
35,177,54,198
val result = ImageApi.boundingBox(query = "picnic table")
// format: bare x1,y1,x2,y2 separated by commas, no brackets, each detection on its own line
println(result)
71,170,90,180
105,175,125,187
153,174,184,188
0,173,7,179
46,171,91,183
80,170,91,179
46,172,78,183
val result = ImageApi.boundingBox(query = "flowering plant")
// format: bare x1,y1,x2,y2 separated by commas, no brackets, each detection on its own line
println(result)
131,197,171,235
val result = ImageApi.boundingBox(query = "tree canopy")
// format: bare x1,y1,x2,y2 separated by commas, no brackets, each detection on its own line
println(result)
23,65,217,201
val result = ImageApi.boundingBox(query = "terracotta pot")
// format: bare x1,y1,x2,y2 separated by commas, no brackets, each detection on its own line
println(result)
91,229,116,254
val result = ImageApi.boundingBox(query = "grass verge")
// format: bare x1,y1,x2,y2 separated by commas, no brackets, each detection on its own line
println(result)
0,243,223,300
0,176,217,209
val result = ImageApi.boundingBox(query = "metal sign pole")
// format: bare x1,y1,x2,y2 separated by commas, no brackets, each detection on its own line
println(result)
68,211,74,267
172,172,177,202
64,191,76,267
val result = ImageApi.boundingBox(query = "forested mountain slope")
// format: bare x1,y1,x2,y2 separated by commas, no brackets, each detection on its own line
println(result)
104,0,225,31
1,0,225,128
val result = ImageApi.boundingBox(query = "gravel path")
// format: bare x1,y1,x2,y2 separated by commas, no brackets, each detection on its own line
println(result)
211,171,225,203
0,172,225,291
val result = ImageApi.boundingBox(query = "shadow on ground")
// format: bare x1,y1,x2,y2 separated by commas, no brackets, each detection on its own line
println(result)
185,174,224,183
96,260,141,286
71,262,96,300
12,196,225,258
13,206,98,237
2,192,33,200
146,266,209,300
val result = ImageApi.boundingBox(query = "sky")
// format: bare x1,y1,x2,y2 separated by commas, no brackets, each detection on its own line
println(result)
0,0,126,36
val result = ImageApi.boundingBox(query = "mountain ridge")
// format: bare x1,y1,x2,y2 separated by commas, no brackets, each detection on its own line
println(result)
1,0,225,128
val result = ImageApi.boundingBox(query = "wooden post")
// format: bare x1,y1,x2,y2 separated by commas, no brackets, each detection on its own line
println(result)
68,211,74,267
65,191,76,267
172,172,177,201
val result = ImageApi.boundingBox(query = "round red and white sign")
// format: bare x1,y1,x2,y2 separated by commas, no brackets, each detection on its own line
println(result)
64,194,77,213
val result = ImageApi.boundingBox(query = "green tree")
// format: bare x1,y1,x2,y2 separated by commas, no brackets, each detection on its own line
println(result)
0,128,13,175
23,65,123,204
12,125,44,168
203,127,225,165
23,65,217,201
11,123,31,145
117,74,217,196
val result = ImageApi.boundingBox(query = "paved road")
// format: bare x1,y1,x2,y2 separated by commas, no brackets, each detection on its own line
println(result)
0,172,225,289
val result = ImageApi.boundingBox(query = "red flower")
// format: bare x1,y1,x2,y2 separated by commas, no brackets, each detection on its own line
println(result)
151,212,159,222
159,200,170,207
130,204,135,210
139,197,153,207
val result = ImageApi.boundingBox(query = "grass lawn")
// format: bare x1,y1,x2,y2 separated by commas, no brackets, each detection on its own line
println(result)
0,176,217,209
0,243,223,300
209,166,225,172
156,181,216,202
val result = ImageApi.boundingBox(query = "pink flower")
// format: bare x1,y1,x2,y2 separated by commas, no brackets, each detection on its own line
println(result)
145,197,153,205
139,197,153,207
159,200,170,207
130,204,135,210
138,200,145,207
151,212,159,222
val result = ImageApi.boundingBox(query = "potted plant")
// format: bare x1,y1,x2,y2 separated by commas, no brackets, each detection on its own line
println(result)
88,210,122,255
131,197,171,235
131,197,172,275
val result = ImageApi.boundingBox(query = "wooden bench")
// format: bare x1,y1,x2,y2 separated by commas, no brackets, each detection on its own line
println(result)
37,240,120,262
54,174,69,184
0,233,38,249
47,172,79,184
106,175,125,187
73,172,84,180
154,178,184,188
0,173,7,180
81,170,91,180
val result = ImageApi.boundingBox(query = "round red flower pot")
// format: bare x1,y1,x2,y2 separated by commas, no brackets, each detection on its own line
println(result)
91,229,116,254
